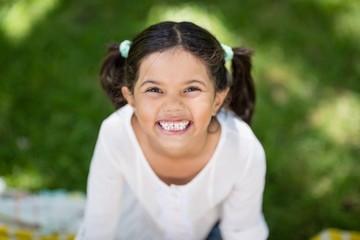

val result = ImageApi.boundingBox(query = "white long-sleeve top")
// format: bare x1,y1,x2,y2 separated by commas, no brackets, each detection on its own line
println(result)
76,105,268,240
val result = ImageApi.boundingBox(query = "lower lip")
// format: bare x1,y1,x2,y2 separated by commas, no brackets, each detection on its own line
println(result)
157,122,191,135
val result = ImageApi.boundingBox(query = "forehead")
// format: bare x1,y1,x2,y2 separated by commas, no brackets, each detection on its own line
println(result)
137,48,212,84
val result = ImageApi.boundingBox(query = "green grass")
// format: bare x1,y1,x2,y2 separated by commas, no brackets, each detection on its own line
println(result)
0,0,359,239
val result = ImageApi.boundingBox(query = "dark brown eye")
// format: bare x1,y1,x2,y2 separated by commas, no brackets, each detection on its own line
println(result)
146,88,162,93
184,87,200,92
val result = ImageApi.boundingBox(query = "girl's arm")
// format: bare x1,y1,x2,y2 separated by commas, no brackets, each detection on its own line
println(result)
219,138,268,240
76,123,124,240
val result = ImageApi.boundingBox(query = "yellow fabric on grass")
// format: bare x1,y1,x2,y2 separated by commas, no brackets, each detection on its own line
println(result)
311,228,360,240
0,224,74,240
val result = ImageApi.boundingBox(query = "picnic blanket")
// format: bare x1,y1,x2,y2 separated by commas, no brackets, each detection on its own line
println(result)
1,187,359,240
310,228,360,240
0,189,84,240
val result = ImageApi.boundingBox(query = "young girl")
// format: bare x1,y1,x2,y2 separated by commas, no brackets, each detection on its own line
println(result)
76,21,268,240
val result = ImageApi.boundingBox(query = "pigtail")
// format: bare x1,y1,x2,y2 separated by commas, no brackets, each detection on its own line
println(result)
99,43,127,109
228,48,255,124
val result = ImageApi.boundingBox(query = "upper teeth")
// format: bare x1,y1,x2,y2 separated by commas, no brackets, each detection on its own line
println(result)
159,121,190,131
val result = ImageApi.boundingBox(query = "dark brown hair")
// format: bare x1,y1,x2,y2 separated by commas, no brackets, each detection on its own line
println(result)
100,21,255,124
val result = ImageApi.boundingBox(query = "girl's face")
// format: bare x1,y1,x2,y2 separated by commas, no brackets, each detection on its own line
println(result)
122,48,228,154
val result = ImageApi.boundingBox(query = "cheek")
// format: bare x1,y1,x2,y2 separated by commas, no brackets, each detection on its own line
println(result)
197,94,217,109
134,101,157,123
190,98,216,118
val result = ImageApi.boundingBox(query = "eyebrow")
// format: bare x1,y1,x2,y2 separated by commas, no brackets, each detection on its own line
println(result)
140,80,161,87
185,79,207,87
139,79,207,87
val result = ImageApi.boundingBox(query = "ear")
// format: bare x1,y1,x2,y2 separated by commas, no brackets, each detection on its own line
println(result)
121,86,135,107
212,87,230,116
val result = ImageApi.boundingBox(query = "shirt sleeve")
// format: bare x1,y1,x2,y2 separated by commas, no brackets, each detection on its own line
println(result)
76,122,124,240
219,138,268,240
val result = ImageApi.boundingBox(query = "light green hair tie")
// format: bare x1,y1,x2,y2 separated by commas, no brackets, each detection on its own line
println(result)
221,43,234,61
119,40,131,58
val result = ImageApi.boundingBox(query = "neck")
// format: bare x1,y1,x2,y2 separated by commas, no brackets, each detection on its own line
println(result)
149,135,209,161
132,115,220,162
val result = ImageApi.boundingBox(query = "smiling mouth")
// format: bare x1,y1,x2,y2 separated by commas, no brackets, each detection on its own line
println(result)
158,120,191,131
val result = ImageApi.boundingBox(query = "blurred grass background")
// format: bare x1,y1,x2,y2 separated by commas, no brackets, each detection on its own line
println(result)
0,0,359,239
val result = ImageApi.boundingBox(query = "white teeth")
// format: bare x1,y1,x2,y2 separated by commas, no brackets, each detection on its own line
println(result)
159,121,190,131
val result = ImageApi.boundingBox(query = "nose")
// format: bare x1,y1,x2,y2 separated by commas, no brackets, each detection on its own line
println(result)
162,94,184,112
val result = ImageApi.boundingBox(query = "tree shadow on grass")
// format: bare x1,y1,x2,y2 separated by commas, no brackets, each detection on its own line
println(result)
0,0,159,190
